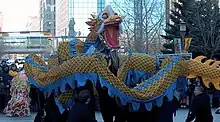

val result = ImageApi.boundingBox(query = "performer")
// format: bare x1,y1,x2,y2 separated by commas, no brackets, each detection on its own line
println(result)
3,70,31,117
67,90,97,122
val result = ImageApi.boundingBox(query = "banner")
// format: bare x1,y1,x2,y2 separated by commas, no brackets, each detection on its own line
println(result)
174,38,182,53
184,38,192,53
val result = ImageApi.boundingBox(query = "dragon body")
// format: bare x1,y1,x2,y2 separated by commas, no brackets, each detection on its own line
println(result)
24,6,220,113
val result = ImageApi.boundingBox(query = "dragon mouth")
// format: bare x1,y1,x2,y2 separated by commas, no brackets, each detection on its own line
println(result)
95,12,124,48
104,23,120,49
103,16,123,48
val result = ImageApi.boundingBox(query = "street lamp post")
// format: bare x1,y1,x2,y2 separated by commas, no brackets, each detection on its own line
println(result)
180,21,186,53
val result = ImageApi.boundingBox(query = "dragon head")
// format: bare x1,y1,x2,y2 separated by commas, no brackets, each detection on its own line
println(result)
86,5,124,49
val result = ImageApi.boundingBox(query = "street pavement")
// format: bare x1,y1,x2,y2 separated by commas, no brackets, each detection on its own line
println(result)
173,109,220,122
0,109,219,122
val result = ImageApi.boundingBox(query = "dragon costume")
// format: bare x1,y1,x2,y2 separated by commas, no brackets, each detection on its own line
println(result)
24,5,220,113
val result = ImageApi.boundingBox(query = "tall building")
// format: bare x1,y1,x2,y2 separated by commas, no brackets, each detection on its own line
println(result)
97,0,106,13
40,0,56,36
56,0,107,37
56,0,68,36
166,0,178,25
26,16,40,31
0,12,3,32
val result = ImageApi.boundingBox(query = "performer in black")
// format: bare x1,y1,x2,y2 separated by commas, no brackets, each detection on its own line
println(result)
185,86,213,122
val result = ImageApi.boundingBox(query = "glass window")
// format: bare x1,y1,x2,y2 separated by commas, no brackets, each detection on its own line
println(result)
74,13,80,19
79,8,85,14
80,14,84,19
78,3,82,8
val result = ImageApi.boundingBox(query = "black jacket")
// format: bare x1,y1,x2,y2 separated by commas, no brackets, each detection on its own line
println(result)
2,65,12,84
186,93,213,122
156,97,179,122
0,65,12,95
68,102,97,122
0,66,4,94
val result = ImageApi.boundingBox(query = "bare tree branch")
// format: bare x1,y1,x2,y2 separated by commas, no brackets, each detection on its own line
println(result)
187,0,220,58
112,0,165,53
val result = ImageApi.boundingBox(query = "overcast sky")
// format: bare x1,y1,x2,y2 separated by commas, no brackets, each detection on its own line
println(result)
0,0,39,31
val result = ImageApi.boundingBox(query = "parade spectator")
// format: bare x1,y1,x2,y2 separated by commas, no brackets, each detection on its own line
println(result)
185,86,213,122
1,60,7,66
176,77,187,108
10,64,18,72
67,90,97,122
207,83,215,108
185,78,199,107
0,64,12,111
0,65,5,112
215,90,220,114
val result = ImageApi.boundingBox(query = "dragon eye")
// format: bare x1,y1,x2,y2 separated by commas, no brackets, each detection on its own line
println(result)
102,13,108,19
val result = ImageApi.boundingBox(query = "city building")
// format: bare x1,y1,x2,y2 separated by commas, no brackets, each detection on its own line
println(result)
26,16,40,31
166,0,178,25
39,0,56,36
39,0,56,48
0,12,3,32
55,0,68,37
56,0,107,38
97,0,106,13
106,0,126,12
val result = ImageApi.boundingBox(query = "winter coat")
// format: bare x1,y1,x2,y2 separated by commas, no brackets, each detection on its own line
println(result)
186,93,213,122
156,97,179,122
67,102,97,122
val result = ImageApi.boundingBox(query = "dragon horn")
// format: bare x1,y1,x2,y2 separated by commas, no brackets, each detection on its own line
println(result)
192,56,207,62
203,59,215,66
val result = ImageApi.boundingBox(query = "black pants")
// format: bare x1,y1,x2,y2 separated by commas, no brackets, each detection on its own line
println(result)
0,94,10,111
34,110,45,122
